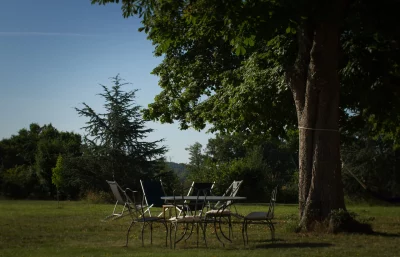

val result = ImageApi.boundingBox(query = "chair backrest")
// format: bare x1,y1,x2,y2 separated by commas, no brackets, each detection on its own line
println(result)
107,180,126,204
227,180,243,205
180,182,214,215
267,186,278,219
229,180,243,196
214,180,243,209
140,179,166,208
173,186,210,218
187,182,215,197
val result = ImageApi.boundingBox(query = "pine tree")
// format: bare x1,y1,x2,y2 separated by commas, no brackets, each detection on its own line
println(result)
75,75,167,187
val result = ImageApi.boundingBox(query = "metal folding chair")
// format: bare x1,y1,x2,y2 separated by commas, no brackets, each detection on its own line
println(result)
242,186,278,245
181,182,215,216
125,179,168,247
140,179,167,217
104,180,138,221
167,186,210,249
205,180,243,245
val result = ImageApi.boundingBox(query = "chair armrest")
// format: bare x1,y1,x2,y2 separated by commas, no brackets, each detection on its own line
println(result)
124,188,140,206
125,188,137,193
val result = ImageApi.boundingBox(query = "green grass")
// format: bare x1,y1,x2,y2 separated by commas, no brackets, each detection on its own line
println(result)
0,201,399,257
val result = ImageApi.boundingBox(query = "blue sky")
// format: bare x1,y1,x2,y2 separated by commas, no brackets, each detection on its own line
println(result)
0,0,212,163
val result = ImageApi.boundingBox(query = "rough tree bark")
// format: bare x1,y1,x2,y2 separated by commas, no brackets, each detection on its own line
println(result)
287,1,348,231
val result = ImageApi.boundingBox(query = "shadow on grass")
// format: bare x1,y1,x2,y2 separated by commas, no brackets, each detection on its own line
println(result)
255,241,333,249
371,231,400,238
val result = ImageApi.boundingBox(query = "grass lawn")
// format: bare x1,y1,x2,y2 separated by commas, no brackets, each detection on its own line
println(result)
0,200,399,257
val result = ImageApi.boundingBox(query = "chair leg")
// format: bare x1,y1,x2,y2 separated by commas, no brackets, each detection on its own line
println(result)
174,222,178,249
184,223,195,241
218,216,231,243
196,222,199,247
169,223,173,249
214,217,225,247
203,221,208,248
241,219,246,246
268,220,275,241
245,220,249,245
150,223,153,245
126,221,135,247
141,222,146,247
163,221,168,247
242,219,249,246
228,216,232,239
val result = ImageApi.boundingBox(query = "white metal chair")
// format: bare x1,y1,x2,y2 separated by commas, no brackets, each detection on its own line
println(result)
182,182,215,216
212,180,243,212
140,179,168,217
167,186,210,249
104,180,138,221
242,186,278,246
126,183,168,247
205,180,243,245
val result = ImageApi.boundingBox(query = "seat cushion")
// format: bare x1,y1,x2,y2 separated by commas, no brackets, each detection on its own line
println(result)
169,216,202,222
245,211,273,220
206,209,231,216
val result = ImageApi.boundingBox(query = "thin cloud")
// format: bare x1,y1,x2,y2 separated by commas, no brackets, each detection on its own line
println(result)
0,31,92,37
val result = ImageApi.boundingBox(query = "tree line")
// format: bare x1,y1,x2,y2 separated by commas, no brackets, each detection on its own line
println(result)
1,76,399,204
185,130,400,204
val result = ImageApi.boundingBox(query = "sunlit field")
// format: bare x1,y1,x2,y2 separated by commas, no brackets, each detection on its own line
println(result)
0,201,399,257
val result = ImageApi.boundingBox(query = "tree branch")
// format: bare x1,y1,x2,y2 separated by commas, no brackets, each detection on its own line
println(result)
286,22,314,117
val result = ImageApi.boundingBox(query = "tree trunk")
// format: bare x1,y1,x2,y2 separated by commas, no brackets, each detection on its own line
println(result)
288,17,346,231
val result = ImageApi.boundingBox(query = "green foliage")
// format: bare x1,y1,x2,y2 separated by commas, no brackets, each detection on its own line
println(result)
328,209,373,234
91,0,297,138
280,171,299,203
185,142,205,178
75,75,167,189
157,169,181,195
91,0,400,146
340,1,400,144
166,162,188,182
217,147,271,201
0,123,82,199
1,165,37,199
282,213,300,233
83,190,113,204
34,124,82,196
341,130,400,200
205,133,247,162
186,133,298,202
61,154,107,198
51,155,64,190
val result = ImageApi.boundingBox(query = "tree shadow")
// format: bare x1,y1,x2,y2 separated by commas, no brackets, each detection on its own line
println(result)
255,241,333,249
371,231,400,238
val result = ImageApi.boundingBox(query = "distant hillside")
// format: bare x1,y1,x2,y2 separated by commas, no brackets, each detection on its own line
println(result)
166,162,188,181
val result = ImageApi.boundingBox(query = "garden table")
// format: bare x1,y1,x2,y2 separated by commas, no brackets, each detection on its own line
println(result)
161,196,246,246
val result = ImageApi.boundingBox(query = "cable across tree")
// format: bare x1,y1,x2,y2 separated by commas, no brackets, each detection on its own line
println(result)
91,0,400,232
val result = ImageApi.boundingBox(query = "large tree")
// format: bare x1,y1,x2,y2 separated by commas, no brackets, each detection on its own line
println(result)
92,0,400,231
75,75,167,187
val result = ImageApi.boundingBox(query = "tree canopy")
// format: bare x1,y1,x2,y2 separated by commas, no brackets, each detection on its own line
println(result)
92,0,399,142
